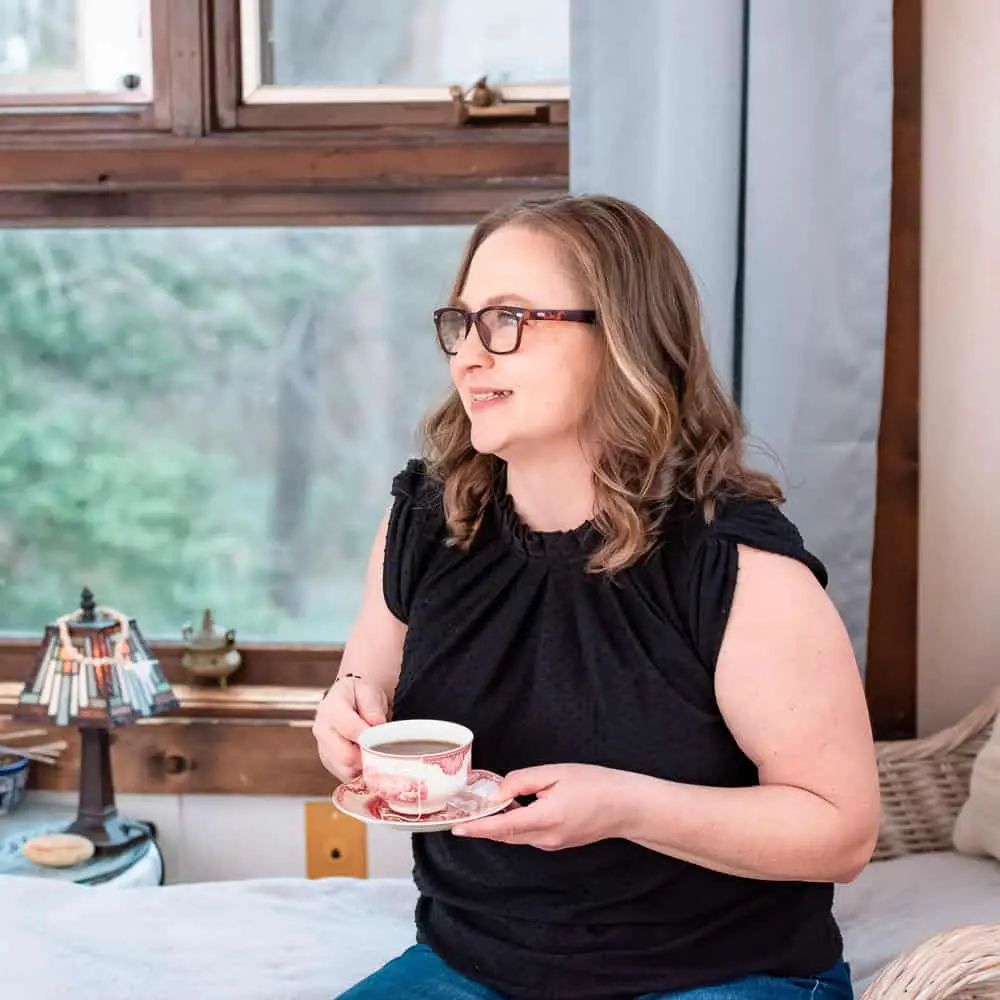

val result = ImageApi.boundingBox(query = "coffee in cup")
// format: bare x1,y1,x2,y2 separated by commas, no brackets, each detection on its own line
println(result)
358,719,473,816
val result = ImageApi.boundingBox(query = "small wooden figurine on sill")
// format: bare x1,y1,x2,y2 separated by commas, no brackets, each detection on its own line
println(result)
180,609,242,688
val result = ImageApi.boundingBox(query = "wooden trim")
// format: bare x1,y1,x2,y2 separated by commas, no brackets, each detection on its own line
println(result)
0,125,568,226
210,0,241,129
0,660,332,796
0,183,556,228
7,715,335,796
0,681,322,721
0,108,157,133
0,125,566,179
234,99,569,130
1,664,332,796
150,0,174,130
166,0,209,137
865,0,922,739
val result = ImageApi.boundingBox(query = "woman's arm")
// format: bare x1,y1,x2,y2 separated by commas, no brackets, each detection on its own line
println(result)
619,544,881,882
336,511,407,701
312,512,407,780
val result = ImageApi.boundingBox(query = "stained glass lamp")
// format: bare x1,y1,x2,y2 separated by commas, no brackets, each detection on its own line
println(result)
14,589,179,853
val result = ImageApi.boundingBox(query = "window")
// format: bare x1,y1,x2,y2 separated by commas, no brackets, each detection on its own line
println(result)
0,0,568,692
231,0,569,128
0,224,468,644
0,1,568,219
245,0,568,98
0,0,151,102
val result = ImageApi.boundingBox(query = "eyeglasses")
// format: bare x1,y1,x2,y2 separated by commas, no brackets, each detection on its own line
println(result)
433,306,598,356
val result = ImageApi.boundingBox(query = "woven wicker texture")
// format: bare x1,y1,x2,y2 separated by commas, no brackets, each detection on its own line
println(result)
860,687,1000,998
862,923,1000,999
873,688,1000,862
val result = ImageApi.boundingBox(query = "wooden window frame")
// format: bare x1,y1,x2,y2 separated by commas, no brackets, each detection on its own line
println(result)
0,0,569,226
229,0,569,130
0,1,174,135
863,0,922,741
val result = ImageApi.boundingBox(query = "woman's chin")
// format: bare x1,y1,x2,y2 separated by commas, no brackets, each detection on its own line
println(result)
470,434,508,457
469,424,511,456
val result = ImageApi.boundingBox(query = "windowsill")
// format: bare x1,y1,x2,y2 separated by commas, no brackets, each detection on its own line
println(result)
0,682,333,796
0,680,322,721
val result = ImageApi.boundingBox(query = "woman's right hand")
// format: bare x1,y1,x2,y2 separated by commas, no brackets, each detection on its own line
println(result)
312,675,391,783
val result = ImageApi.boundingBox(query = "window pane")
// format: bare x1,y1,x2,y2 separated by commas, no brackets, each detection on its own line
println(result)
260,0,569,89
0,0,150,97
0,226,467,644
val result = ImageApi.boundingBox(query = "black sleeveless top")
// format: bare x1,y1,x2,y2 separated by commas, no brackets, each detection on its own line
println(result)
384,460,842,1000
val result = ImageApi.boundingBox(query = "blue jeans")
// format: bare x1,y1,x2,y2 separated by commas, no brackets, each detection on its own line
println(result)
336,944,854,999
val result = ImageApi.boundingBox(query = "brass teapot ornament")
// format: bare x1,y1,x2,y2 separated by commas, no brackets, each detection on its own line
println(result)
180,610,242,688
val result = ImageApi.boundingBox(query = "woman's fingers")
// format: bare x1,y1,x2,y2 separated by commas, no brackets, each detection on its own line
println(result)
353,682,389,728
316,730,362,782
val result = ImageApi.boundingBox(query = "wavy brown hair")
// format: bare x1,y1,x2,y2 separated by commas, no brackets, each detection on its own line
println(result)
421,193,782,573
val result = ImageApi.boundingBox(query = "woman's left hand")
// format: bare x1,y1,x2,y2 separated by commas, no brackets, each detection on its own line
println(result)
453,763,631,850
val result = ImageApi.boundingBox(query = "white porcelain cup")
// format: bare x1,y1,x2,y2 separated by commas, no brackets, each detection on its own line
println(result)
358,719,473,816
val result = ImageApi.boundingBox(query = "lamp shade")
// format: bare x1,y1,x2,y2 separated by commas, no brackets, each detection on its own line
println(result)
11,589,178,854
15,589,178,728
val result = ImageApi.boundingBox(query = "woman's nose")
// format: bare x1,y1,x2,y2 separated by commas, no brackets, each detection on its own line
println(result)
452,322,493,370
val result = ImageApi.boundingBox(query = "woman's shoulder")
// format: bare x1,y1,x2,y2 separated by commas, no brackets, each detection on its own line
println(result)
709,493,826,586
387,458,449,555
656,491,826,586
383,458,448,623
648,492,828,670
390,457,442,508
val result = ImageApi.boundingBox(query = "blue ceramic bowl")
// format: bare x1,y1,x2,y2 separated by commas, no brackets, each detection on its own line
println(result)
0,755,29,815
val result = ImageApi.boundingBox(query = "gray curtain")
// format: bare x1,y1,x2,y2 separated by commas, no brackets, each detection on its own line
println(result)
570,0,893,671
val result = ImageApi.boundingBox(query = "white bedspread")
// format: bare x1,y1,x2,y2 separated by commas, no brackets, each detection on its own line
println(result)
1,852,999,999
0,874,418,1000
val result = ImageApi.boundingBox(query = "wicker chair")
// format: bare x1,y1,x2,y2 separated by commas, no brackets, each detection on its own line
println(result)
861,686,1000,999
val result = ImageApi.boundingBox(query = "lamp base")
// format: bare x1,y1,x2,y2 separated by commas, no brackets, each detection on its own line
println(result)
66,813,152,855
71,726,152,855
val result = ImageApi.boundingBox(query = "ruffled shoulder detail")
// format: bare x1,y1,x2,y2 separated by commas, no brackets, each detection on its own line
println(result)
390,458,435,503
710,497,827,587
676,496,827,672
383,459,446,623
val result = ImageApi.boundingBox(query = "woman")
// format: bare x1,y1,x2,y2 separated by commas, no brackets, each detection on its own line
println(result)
313,193,881,1000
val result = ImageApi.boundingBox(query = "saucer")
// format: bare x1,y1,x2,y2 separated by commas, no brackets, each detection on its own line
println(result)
333,769,513,833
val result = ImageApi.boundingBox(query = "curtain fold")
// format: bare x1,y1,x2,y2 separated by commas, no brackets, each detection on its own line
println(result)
570,0,894,671
570,0,745,386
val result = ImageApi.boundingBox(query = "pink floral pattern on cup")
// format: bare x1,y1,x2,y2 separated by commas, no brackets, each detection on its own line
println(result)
358,719,474,817
355,770,508,823
362,772,430,807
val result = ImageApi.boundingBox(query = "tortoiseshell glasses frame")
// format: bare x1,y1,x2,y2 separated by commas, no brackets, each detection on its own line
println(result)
433,305,598,356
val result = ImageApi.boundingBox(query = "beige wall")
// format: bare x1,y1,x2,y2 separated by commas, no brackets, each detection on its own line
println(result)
919,0,1000,733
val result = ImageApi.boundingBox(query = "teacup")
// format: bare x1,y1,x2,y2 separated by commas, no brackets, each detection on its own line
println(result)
358,719,473,816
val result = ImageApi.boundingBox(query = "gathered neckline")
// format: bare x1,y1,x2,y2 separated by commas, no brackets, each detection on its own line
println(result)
493,489,599,561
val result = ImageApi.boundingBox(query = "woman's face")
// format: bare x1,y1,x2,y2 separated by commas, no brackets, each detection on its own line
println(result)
448,225,603,462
